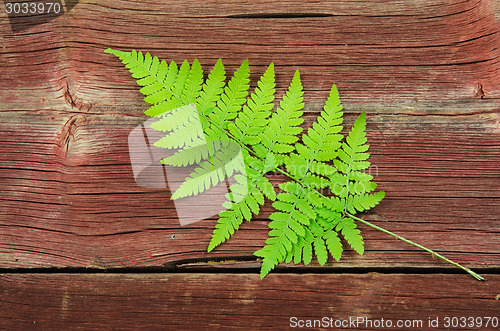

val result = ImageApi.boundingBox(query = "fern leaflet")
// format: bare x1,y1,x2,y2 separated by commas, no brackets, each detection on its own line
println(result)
228,63,275,146
257,70,304,163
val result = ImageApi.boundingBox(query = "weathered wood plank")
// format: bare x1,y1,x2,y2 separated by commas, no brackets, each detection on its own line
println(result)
0,111,498,269
0,0,499,271
0,0,498,114
0,273,498,329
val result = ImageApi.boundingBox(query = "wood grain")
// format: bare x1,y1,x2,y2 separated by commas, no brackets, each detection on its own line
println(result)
1,273,499,330
1,1,499,328
0,0,499,272
0,111,498,270
0,0,499,115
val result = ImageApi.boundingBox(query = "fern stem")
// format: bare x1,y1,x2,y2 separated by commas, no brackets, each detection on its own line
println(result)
346,213,485,281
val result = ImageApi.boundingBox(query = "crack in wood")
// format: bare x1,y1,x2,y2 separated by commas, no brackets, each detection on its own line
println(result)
60,115,78,154
63,81,92,112
226,12,335,19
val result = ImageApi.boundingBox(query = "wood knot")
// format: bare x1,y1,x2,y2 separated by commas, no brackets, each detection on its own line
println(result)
64,81,92,112
474,82,485,99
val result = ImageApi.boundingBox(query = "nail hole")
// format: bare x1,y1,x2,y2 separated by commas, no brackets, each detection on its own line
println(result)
170,235,176,239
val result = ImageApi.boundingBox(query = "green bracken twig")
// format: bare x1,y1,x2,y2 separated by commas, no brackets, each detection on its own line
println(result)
107,49,485,281
347,213,485,281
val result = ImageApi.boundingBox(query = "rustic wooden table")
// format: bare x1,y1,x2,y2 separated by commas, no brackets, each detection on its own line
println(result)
1,0,499,329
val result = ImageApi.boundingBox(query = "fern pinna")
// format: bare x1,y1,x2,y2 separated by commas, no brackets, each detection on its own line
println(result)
106,48,484,280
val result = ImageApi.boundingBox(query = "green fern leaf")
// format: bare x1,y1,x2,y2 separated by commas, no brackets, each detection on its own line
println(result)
347,191,385,214
258,70,304,161
171,141,242,199
169,60,248,199
328,112,385,215
143,60,178,105
197,59,226,117
207,153,275,251
260,84,345,272
162,145,210,167
207,170,273,252
105,49,190,118
181,59,204,104
149,104,194,132
324,229,343,261
228,63,275,146
254,182,315,278
207,59,250,138
337,217,364,255
107,52,390,279
286,229,315,265
313,237,328,266
285,217,335,267
143,60,192,117
151,60,204,160
208,65,300,251
302,240,313,265
152,105,204,149
171,61,252,196
299,84,344,162
173,60,191,98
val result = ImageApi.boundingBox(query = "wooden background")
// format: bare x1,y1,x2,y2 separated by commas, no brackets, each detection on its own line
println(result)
1,0,499,329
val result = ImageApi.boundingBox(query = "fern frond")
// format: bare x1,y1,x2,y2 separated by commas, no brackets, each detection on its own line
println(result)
313,236,329,266
181,59,204,104
105,49,190,117
152,105,204,149
164,60,232,197
149,103,195,132
324,229,343,261
107,52,390,278
298,84,344,162
254,182,315,278
197,59,226,117
171,141,243,199
207,166,274,252
258,70,304,161
144,60,192,116
286,228,315,265
207,65,277,251
173,61,251,195
173,60,191,98
259,85,345,272
284,219,340,268
328,112,384,214
335,112,370,174
336,217,364,255
282,84,344,191
162,145,210,167
284,207,343,267
207,59,250,140
228,63,276,146
301,173,330,189
347,191,385,214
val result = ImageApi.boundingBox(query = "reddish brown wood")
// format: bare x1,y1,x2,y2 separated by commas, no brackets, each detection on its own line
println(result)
0,0,498,115
0,111,498,269
0,1,499,328
0,273,499,329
